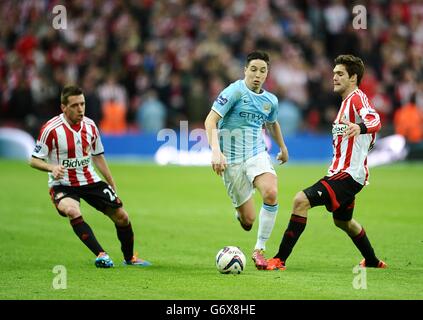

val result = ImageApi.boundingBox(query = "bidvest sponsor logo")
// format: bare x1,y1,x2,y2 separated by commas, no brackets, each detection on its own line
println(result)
332,123,348,136
62,156,90,168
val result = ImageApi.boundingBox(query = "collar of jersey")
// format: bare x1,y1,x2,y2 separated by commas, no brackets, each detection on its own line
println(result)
61,113,82,133
342,88,359,103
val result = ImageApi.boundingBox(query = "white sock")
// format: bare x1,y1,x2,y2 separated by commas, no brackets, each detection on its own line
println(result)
255,203,278,251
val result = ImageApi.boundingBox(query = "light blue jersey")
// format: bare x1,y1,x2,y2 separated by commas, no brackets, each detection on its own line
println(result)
212,79,278,164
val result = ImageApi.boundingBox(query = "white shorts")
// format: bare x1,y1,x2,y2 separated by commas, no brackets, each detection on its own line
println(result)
222,152,277,208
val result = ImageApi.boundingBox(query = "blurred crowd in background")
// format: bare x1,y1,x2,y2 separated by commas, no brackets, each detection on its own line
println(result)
0,0,422,145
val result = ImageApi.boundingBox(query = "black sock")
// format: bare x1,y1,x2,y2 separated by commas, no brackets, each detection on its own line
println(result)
275,214,307,262
116,222,134,262
351,228,379,266
70,216,104,256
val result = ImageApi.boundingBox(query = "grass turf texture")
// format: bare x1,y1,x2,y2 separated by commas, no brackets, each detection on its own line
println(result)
0,160,422,300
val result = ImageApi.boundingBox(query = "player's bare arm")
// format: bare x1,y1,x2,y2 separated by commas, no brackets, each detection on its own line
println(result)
265,121,289,164
29,157,65,179
92,154,117,192
204,110,227,176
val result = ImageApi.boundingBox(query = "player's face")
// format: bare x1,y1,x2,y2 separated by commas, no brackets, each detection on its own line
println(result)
244,59,268,93
333,64,356,96
61,94,85,125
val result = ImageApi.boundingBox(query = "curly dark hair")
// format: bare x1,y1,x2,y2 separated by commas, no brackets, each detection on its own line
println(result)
334,54,365,86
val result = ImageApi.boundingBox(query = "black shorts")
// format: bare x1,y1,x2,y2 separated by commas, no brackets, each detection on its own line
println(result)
49,181,123,217
303,172,363,221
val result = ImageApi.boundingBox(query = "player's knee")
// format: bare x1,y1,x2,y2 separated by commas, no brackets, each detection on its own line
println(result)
119,214,130,226
333,218,350,231
293,191,309,211
262,187,278,205
111,208,130,226
63,206,81,219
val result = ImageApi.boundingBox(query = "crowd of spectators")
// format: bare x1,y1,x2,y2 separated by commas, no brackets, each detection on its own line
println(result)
0,0,422,141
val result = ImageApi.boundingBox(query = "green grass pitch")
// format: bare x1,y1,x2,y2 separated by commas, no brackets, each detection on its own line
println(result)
0,160,422,300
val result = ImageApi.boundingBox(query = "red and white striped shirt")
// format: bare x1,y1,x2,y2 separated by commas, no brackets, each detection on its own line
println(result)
32,114,103,187
328,88,381,185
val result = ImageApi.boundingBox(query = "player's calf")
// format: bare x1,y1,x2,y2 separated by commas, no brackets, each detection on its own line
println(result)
235,211,253,231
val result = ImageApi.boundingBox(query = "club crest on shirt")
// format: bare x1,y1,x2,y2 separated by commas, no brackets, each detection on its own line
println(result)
263,103,271,112
55,192,64,200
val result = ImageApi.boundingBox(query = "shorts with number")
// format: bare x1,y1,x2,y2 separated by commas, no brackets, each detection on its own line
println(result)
302,172,363,221
49,181,123,217
223,152,276,208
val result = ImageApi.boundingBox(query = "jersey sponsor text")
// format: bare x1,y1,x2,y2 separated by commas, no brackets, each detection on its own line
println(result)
62,156,90,169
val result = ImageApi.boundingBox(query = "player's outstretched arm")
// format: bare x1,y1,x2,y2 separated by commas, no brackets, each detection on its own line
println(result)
92,154,117,192
265,121,289,164
29,157,65,179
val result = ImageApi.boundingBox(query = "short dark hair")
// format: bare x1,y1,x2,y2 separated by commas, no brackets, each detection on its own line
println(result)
334,54,365,85
246,51,270,67
61,85,83,105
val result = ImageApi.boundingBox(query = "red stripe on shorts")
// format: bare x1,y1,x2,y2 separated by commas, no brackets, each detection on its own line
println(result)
321,180,340,211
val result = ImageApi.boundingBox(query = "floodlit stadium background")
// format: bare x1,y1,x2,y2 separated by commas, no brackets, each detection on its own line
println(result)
0,0,422,163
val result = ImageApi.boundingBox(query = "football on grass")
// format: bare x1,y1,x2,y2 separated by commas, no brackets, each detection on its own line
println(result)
216,246,246,274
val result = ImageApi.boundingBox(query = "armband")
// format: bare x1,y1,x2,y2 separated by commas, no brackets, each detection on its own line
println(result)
358,123,367,134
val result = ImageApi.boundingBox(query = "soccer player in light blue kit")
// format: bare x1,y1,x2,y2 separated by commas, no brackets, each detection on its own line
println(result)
204,51,289,270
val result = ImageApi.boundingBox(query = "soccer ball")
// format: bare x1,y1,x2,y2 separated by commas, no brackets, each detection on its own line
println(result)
215,246,246,274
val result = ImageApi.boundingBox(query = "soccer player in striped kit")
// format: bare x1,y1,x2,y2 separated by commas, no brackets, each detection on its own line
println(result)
30,85,150,268
267,55,387,270
205,51,289,270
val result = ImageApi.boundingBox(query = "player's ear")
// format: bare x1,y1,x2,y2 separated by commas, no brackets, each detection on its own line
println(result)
350,74,357,85
60,104,66,112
